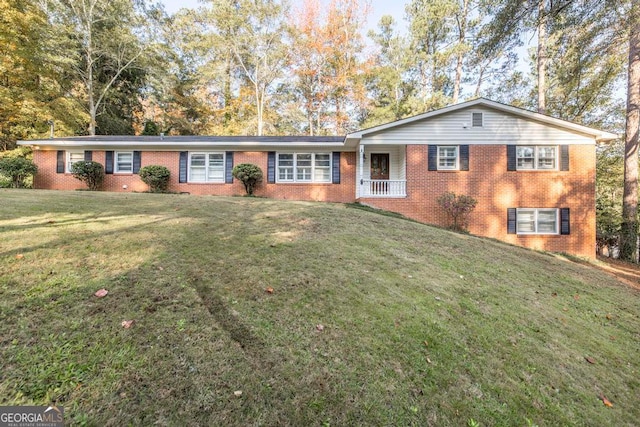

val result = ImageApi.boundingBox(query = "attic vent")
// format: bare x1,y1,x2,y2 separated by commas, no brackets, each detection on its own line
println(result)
472,112,483,127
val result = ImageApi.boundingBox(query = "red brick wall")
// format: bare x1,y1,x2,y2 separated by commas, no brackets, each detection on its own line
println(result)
360,145,596,258
33,146,595,257
33,150,357,203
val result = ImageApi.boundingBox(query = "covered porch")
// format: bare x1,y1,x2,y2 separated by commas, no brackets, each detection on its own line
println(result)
357,144,407,198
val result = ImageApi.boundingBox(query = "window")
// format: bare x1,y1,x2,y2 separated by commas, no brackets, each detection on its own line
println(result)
115,152,133,173
516,146,557,170
67,151,84,173
472,112,483,127
438,146,458,170
516,208,558,234
277,153,331,183
189,152,224,182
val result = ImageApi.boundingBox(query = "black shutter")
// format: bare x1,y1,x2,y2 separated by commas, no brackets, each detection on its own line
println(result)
225,151,234,183
105,151,114,174
267,152,276,183
507,208,517,234
560,208,570,235
56,151,65,173
179,151,188,183
428,145,437,171
459,145,469,171
507,145,516,171
133,151,141,173
332,152,341,184
84,150,92,161
560,145,569,171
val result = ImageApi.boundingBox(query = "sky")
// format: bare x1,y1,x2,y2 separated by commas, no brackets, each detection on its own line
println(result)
160,0,409,35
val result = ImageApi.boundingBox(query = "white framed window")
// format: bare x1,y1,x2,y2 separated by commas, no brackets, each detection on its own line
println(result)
438,146,458,170
277,153,331,183
516,208,559,234
115,151,133,173
472,112,483,127
67,151,85,173
516,146,557,170
188,152,225,182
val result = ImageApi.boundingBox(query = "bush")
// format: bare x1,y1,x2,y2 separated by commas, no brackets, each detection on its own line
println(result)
71,161,104,191
436,191,478,232
139,165,171,192
232,163,263,195
0,156,38,188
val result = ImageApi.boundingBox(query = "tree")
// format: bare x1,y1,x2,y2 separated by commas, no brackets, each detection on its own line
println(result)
620,2,640,261
406,0,458,111
48,0,148,135
596,141,624,255
200,0,289,136
288,0,332,135
288,0,369,135
362,15,411,127
0,0,87,148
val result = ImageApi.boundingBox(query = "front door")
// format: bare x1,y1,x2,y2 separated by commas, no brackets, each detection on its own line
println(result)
370,153,389,180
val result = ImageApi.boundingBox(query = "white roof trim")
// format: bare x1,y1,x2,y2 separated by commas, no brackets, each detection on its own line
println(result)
347,98,619,142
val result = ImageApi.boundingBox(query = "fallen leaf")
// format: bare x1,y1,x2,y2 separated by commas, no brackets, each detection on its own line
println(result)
158,266,164,271
94,289,108,298
585,357,596,364
15,254,24,259
600,394,613,407
265,287,274,294
552,292,557,297
316,324,324,332
574,294,580,300
121,320,134,329
234,390,243,397
606,313,612,320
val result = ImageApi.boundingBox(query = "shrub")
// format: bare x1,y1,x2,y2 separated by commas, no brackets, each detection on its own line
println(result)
139,165,171,192
436,191,478,232
71,161,104,191
0,156,38,188
232,163,263,195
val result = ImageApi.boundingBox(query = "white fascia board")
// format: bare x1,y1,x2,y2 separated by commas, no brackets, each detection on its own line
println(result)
19,140,351,151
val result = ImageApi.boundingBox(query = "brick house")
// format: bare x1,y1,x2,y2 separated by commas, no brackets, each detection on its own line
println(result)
19,99,617,258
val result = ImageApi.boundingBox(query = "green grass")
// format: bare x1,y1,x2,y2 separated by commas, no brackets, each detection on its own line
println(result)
1,189,638,426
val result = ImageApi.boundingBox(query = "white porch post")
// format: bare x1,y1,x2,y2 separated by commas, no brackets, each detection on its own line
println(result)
358,144,365,196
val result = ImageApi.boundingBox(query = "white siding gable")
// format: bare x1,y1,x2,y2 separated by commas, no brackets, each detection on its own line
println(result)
360,106,597,146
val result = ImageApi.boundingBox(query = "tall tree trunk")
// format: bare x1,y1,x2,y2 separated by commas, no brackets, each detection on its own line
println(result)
537,0,547,114
453,0,469,104
620,3,640,262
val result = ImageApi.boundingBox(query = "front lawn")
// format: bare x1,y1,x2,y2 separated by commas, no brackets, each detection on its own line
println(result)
0,190,638,426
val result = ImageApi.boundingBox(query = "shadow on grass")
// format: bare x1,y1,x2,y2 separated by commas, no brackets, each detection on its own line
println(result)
192,278,266,359
0,216,174,259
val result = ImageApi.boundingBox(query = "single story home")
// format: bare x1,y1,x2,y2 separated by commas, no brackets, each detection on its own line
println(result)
19,98,618,258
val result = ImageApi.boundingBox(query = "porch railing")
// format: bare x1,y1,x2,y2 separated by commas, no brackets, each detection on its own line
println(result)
360,179,406,197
